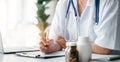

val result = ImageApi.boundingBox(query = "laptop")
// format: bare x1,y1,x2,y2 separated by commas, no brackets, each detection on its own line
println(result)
0,32,39,54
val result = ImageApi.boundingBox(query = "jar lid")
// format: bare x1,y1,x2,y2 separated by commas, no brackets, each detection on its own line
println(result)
69,42,76,46
66,42,70,46
78,36,89,41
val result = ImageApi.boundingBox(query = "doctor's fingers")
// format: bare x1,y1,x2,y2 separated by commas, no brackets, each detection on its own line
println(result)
40,38,53,44
40,38,46,42
39,40,52,50
42,39,54,46
39,38,50,47
40,45,53,54
39,42,50,53
39,42,45,50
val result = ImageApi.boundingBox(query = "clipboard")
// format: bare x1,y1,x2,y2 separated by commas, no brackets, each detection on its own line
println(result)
15,50,65,59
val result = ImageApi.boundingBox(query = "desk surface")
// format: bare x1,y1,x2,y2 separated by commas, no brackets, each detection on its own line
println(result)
0,53,120,62
0,54,65,62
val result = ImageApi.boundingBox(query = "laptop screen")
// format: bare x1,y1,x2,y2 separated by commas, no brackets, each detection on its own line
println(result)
0,31,39,54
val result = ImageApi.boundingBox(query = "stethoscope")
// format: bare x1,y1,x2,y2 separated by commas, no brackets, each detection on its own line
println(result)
64,0,100,40
66,0,100,23
64,0,78,41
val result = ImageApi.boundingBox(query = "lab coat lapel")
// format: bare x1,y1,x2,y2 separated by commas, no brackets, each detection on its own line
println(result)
87,0,94,6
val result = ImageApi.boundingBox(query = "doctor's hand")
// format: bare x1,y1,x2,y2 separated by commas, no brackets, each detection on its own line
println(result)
39,37,62,54
55,36,66,49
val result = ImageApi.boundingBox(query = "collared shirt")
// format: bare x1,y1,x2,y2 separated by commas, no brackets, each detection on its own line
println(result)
49,0,120,50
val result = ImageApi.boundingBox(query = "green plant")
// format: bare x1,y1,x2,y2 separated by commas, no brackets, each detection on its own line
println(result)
36,0,50,23
36,0,51,37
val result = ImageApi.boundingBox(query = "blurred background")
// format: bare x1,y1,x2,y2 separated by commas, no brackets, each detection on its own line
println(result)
0,0,58,50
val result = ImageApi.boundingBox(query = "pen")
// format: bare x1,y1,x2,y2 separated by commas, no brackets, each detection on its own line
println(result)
108,56,120,61
41,28,49,49
43,29,49,49
41,40,48,49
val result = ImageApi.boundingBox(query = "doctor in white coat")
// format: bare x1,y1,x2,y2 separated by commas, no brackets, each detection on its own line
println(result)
40,0,120,54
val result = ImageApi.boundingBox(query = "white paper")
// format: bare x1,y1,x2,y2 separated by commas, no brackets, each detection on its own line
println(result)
16,50,65,58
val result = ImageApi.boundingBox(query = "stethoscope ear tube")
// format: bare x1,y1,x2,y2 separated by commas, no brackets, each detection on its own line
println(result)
95,0,100,24
65,0,77,18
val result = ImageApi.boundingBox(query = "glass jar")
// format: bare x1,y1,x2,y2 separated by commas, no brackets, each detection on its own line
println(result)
67,42,80,62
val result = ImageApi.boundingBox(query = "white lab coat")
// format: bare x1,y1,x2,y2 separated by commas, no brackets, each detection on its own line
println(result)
49,0,120,50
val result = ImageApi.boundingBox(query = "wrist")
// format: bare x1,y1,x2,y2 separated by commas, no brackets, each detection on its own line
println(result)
92,43,111,54
54,36,66,49
53,40,62,51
